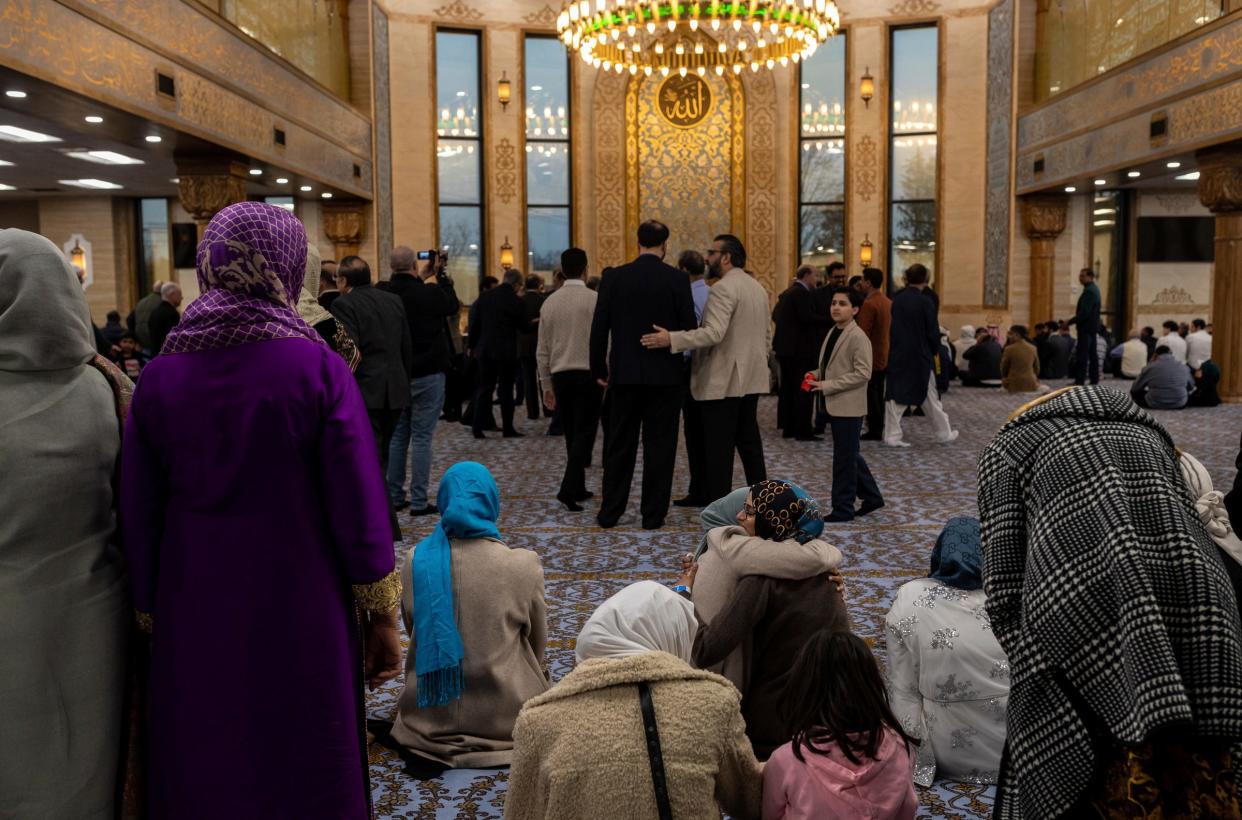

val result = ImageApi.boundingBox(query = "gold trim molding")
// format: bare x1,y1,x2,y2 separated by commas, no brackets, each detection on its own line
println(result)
434,1,484,22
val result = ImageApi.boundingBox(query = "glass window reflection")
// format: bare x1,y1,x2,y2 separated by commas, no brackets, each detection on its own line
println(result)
524,35,571,275
889,25,938,287
436,30,483,299
528,208,570,273
798,33,846,269
439,205,481,304
436,32,481,138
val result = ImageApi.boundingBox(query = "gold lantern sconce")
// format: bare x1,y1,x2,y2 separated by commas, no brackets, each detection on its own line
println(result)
859,234,873,267
498,71,512,111
63,233,93,289
860,67,875,108
500,236,515,270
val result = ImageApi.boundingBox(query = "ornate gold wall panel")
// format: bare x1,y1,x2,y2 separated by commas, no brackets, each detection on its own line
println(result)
592,70,630,267
742,69,779,296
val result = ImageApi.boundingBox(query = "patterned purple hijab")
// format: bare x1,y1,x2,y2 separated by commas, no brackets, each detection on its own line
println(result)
161,202,324,355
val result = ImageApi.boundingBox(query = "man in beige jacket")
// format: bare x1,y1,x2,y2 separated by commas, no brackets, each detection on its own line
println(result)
809,287,884,522
642,234,770,502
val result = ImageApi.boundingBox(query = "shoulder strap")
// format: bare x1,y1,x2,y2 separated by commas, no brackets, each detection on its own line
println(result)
637,681,673,820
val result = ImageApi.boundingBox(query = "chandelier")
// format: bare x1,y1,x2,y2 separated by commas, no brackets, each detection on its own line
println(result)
556,0,841,77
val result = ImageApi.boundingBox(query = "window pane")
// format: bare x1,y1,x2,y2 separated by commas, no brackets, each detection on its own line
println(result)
527,207,570,274
436,32,480,138
892,27,938,134
890,201,936,283
439,205,481,304
525,37,569,140
800,138,844,203
437,139,480,205
891,135,937,201
526,143,569,205
140,198,170,287
264,196,295,212
800,35,845,137
799,204,845,266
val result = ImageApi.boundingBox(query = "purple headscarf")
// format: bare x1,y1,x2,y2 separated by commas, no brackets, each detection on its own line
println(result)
161,202,325,355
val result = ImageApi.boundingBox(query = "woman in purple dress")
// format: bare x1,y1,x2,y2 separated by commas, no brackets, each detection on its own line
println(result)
120,202,402,818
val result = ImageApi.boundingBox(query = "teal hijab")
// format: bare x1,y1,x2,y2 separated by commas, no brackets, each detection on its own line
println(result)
929,516,983,590
411,461,502,707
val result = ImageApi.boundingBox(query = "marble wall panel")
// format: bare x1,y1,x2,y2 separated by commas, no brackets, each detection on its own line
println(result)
373,4,394,271
983,0,1014,308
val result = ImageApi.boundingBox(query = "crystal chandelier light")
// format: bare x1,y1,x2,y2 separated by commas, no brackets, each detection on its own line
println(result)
557,0,841,77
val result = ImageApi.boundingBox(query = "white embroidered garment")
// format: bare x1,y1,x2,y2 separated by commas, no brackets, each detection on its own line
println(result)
884,578,1009,787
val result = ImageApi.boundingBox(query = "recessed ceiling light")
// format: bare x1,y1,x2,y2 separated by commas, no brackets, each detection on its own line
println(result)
64,149,144,165
0,183,15,191
299,185,312,191
275,177,288,184
4,90,27,99
1094,179,1107,185
1064,186,1077,193
144,135,162,143
0,125,60,143
84,115,104,124
58,178,123,189
0,159,12,167
248,168,262,175
1166,161,1181,169
1176,171,1201,181
169,177,179,184
1127,170,1141,178
321,192,332,198
530,85,543,91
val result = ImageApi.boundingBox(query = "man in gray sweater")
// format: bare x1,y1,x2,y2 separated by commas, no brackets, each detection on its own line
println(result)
1130,345,1195,409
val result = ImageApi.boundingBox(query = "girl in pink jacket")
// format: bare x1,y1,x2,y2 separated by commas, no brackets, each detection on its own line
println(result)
762,631,919,820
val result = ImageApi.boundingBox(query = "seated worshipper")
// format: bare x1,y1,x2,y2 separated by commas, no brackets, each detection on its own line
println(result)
884,517,1009,787
977,386,1242,819
1000,325,1041,393
1189,359,1221,407
952,324,975,370
960,328,1002,387
0,229,138,818
1041,322,1074,380
935,327,957,394
693,486,749,559
690,479,849,758
1179,452,1242,608
505,581,762,820
763,631,919,820
1130,345,1195,409
390,461,548,771
111,331,149,381
1109,329,1149,380
299,243,360,370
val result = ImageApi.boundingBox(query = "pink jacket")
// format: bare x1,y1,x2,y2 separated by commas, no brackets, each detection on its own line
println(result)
761,727,918,820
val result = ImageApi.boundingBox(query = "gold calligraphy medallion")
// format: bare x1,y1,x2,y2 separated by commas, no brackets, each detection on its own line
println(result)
657,74,713,128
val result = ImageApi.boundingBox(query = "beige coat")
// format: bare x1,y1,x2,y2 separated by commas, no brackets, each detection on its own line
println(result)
1001,338,1041,393
669,267,772,401
392,537,549,767
505,651,763,820
815,320,872,417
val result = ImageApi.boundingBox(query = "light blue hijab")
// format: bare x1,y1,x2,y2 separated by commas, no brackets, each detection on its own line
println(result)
411,461,501,707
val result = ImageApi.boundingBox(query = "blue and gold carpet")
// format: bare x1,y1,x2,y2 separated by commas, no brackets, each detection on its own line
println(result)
368,382,1242,818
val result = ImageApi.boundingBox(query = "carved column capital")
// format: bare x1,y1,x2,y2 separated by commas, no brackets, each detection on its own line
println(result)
1196,143,1242,214
175,157,249,235
322,202,365,260
1021,193,1068,240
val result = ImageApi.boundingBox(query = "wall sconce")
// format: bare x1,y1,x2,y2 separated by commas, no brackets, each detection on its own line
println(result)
498,71,512,111
63,233,93,289
860,66,874,108
859,233,873,267
500,236,514,269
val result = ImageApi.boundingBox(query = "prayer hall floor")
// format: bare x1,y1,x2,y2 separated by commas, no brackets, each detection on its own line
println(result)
366,382,1242,819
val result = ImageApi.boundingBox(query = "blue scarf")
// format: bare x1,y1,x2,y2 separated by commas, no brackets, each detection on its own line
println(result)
411,461,501,708
929,516,983,590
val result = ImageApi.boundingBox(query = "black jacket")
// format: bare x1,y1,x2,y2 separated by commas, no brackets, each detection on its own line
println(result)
886,287,939,406
148,300,180,355
382,272,459,377
1042,333,1074,379
471,283,530,363
517,290,544,358
330,284,413,410
589,254,696,386
771,282,828,359
963,337,1003,381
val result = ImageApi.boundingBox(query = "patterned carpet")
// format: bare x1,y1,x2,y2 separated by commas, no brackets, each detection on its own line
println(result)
367,380,1242,819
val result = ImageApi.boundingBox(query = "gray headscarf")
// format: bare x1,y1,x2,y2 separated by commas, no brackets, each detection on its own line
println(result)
0,228,95,372
297,243,332,328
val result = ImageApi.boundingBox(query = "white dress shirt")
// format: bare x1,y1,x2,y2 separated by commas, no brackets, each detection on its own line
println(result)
1160,331,1188,364
1186,329,1213,369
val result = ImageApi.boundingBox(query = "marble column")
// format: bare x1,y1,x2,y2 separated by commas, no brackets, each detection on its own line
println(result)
175,158,249,240
1197,143,1242,403
322,203,365,263
1021,193,1067,325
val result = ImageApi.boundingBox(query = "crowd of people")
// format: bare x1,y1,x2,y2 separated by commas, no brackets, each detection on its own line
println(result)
4,205,1242,819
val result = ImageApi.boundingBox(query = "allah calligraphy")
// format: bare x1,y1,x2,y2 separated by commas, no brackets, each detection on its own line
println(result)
658,74,712,128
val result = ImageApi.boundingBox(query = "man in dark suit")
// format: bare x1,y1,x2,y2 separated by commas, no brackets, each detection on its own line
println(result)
590,220,696,529
147,282,183,355
772,264,827,441
811,260,846,434
883,264,957,448
518,274,546,421
330,255,413,539
471,268,531,439
856,267,892,440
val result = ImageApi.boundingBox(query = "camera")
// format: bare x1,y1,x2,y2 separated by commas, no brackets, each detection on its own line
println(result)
417,249,436,261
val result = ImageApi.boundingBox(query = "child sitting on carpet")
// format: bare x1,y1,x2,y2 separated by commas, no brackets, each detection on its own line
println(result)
761,630,918,820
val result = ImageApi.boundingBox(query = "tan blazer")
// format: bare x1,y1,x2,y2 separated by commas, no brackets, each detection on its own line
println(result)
815,320,872,417
1001,338,1041,393
669,267,772,401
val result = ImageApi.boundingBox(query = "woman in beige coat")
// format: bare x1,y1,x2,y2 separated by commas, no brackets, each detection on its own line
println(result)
390,461,549,768
505,581,762,820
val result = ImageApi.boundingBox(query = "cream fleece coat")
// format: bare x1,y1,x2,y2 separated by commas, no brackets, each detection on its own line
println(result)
504,651,763,820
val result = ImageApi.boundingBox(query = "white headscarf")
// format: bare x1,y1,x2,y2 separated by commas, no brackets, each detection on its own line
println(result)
1179,452,1242,567
959,324,976,341
297,243,332,328
575,581,697,664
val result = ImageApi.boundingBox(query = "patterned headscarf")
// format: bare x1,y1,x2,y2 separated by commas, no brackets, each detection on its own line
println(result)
750,479,822,543
929,516,983,590
161,202,324,355
297,242,333,328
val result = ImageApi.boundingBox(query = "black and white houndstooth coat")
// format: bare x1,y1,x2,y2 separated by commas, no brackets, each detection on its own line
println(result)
977,386,1242,819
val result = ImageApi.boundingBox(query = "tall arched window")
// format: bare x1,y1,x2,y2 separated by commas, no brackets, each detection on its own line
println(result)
798,34,847,269
435,29,483,303
524,35,572,277
888,25,938,287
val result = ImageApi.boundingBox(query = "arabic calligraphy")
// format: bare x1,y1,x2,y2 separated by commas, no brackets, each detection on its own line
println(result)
658,74,712,128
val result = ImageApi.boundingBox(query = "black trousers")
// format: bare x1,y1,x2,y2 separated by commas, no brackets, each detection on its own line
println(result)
368,407,403,540
552,370,602,500
682,370,708,503
599,384,683,527
700,394,767,503
519,354,542,419
827,415,883,518
777,355,817,439
865,368,886,437
473,358,517,435
1074,330,1099,385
